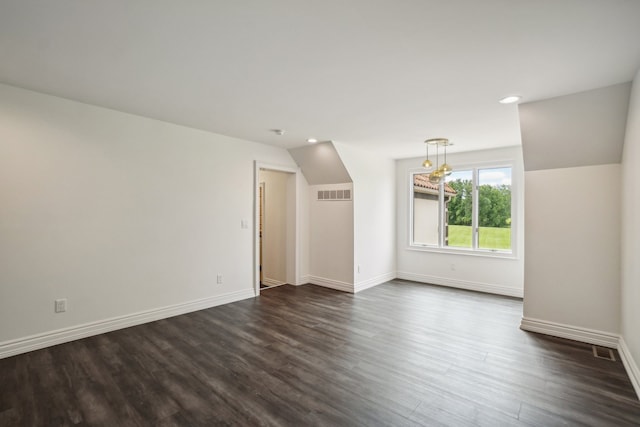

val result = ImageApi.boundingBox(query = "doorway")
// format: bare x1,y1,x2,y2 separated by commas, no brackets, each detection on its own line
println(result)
254,163,299,295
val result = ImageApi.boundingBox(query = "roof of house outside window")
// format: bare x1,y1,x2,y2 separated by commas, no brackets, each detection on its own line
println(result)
414,173,457,197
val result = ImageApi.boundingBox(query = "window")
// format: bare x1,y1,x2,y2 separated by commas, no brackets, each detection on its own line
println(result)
411,165,513,254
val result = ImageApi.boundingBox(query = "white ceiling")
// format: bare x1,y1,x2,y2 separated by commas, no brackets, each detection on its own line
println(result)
1,1,639,159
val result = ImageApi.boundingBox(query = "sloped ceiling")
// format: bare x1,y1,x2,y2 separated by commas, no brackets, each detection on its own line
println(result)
519,82,631,171
1,1,640,159
288,142,352,185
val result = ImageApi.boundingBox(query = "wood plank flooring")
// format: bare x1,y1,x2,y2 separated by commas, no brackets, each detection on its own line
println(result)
1,280,639,426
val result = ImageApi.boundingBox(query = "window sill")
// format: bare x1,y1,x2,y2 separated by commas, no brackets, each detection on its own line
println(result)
406,245,518,260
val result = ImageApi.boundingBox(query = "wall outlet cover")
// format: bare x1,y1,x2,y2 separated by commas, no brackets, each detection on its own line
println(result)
54,299,67,313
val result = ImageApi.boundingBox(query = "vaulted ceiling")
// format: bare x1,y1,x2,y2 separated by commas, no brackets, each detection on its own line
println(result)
1,1,639,158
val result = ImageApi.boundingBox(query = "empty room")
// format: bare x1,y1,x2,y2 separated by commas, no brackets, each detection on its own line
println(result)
1,1,640,426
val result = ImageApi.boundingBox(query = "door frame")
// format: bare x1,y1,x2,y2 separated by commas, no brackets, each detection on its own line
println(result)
254,162,300,296
259,182,265,285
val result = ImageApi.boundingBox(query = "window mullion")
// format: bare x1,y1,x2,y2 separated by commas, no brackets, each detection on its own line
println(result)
472,169,479,249
439,181,445,248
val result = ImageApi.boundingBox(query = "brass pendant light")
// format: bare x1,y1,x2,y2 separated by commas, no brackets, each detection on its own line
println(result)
422,138,453,184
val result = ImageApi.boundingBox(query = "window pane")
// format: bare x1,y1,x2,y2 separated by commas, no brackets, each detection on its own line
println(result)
445,170,473,248
478,167,512,251
412,173,439,245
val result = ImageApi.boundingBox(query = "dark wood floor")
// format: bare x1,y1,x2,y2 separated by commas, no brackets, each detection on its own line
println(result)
1,281,639,426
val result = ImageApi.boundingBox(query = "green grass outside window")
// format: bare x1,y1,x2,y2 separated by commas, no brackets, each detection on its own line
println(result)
447,225,511,250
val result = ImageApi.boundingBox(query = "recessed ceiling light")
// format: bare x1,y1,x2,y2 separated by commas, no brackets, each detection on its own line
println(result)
499,95,521,104
271,129,285,135
307,138,318,144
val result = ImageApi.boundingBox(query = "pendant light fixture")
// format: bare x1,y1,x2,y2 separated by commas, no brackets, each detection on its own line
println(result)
422,138,452,184
422,142,433,169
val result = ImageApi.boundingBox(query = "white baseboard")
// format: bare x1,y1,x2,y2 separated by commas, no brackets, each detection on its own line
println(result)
396,271,523,298
619,337,640,400
354,272,396,293
308,276,354,293
519,317,619,348
295,275,311,286
0,288,255,359
262,277,286,287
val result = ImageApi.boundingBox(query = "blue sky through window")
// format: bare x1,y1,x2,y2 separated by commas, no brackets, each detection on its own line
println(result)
479,167,511,187
445,167,511,187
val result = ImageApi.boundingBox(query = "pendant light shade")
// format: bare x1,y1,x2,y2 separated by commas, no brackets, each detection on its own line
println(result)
428,169,444,184
422,142,433,170
422,138,453,182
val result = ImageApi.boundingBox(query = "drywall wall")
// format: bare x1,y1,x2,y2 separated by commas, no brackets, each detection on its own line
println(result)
519,82,631,171
333,142,396,291
296,172,310,285
259,169,290,286
621,69,640,396
0,83,298,351
293,141,394,293
396,146,525,297
308,183,354,291
285,171,298,285
288,142,352,185
522,164,621,335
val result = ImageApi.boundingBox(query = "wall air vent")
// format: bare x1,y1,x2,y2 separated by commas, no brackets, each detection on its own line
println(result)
317,189,351,201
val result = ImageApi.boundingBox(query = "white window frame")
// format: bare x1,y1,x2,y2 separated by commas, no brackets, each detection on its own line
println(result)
408,160,517,259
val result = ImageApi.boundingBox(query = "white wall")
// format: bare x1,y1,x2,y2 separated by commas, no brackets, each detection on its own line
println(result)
296,172,310,285
519,82,631,171
621,69,640,396
333,142,396,292
522,164,621,336
308,183,354,291
259,169,290,286
396,146,525,297
288,142,352,185
285,172,297,285
0,83,298,353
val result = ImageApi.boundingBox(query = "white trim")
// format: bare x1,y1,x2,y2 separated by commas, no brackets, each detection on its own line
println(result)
296,275,311,286
0,289,254,359
262,277,286,287
396,271,523,298
407,160,518,258
294,169,303,288
519,317,619,348
354,272,396,293
405,245,517,260
254,162,300,296
259,181,266,289
308,276,354,293
619,337,640,400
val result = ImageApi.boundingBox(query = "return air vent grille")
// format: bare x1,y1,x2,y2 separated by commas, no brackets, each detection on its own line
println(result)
317,189,351,201
592,345,616,361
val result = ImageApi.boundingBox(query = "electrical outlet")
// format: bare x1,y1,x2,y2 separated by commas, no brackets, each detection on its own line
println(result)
54,298,67,313
216,274,223,284
357,265,361,274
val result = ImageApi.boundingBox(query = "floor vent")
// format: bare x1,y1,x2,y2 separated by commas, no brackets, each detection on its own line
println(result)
592,345,616,361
